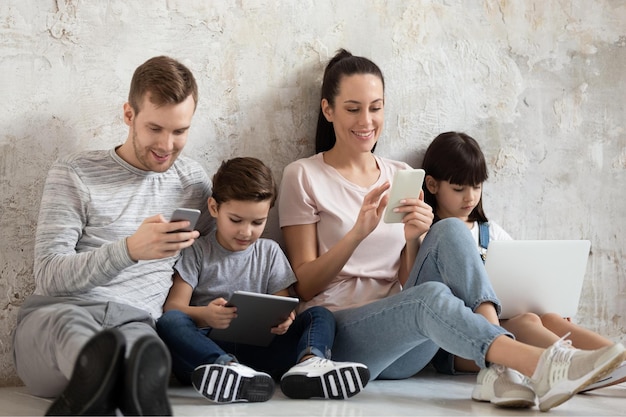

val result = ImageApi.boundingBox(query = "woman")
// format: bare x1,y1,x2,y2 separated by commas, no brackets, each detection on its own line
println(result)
277,49,624,412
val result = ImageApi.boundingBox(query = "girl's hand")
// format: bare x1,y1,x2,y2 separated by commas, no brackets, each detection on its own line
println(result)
199,298,238,329
351,182,391,241
396,190,434,241
271,310,295,335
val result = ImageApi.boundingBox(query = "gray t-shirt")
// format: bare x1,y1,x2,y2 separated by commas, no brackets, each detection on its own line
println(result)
174,230,297,306
33,148,213,318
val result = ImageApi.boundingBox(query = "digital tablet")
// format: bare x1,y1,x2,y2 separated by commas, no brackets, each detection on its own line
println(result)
209,291,299,347
383,169,425,223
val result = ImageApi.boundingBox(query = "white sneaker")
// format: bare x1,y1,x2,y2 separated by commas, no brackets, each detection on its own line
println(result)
530,337,626,411
191,363,275,403
471,365,535,408
580,360,626,393
280,357,370,399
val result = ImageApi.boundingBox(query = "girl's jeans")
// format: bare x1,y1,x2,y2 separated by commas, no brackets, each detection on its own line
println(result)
331,218,511,380
157,305,334,384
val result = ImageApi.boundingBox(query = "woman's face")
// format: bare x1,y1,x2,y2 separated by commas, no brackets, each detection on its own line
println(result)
322,73,384,154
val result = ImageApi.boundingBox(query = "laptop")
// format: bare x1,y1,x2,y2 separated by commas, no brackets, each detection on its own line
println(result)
209,291,299,347
483,240,591,320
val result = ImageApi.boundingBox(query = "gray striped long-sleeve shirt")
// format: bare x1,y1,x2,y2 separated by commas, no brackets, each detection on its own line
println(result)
33,148,213,319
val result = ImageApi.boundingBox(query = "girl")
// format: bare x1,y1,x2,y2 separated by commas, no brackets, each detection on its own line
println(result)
421,131,626,392
277,48,625,411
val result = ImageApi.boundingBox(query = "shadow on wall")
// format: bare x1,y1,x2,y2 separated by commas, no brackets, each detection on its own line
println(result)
0,113,80,386
198,57,322,246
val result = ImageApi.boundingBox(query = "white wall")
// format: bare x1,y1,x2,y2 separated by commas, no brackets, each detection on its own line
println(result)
1,0,624,386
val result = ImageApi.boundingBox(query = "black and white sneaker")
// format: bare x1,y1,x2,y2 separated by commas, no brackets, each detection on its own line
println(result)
192,363,275,403
280,357,369,400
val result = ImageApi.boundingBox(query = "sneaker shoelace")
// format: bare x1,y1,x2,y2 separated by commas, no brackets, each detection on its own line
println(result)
490,364,507,375
308,357,331,367
543,333,576,384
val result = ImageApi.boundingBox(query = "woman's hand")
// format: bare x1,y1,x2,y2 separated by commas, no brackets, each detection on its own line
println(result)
350,182,391,241
396,190,434,242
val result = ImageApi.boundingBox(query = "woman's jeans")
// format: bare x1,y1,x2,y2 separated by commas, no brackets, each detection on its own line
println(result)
157,305,334,384
331,218,511,380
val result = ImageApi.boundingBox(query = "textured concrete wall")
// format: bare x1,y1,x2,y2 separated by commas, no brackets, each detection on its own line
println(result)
1,1,624,386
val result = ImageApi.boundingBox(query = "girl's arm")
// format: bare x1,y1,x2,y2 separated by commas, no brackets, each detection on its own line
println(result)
283,182,391,301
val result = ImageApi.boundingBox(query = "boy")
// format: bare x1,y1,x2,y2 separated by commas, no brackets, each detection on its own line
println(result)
156,157,370,403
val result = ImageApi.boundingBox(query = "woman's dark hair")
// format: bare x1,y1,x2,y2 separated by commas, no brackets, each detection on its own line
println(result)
211,157,277,208
315,49,385,153
421,131,489,223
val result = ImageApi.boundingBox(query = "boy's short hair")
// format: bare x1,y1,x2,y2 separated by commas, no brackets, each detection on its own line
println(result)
211,157,277,207
128,55,198,114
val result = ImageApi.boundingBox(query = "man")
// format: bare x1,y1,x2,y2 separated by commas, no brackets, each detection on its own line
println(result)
12,56,213,416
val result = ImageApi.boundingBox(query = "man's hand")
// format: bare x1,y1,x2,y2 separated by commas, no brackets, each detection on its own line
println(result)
126,214,199,261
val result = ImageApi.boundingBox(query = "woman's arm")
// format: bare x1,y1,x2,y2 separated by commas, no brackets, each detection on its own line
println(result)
282,223,363,301
282,182,392,301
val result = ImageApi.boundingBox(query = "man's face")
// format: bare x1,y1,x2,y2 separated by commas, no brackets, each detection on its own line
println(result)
122,92,196,172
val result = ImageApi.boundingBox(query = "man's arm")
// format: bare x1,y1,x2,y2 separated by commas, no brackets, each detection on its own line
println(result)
33,161,137,295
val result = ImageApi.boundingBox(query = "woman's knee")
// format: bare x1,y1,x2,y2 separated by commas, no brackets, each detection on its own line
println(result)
406,281,452,302
431,217,467,238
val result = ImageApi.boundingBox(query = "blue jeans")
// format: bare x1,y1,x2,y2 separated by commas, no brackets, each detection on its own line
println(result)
156,305,334,384
331,218,511,380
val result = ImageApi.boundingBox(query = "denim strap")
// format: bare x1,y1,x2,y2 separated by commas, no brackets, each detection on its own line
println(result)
478,222,489,263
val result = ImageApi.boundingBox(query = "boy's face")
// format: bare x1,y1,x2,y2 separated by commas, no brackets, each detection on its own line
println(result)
208,197,271,252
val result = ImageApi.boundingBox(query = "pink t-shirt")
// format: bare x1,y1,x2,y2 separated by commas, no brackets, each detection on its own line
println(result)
278,152,412,312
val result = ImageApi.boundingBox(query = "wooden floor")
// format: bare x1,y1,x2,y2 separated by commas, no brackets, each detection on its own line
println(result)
1,368,624,416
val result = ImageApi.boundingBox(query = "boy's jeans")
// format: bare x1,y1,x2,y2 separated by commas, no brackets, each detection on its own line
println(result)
157,305,334,383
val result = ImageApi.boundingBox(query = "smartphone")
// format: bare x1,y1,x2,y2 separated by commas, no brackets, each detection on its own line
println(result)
169,208,201,232
383,169,426,224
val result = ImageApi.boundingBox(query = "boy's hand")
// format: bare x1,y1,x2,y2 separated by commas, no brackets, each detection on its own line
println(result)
200,298,237,329
271,310,295,335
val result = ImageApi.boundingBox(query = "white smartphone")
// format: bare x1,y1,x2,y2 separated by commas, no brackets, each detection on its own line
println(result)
383,169,426,223
169,208,201,232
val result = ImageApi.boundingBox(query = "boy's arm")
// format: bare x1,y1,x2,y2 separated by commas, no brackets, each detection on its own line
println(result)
272,288,292,297
163,273,195,313
163,272,236,329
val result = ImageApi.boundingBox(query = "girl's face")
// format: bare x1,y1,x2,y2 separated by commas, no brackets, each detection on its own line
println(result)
208,197,270,252
426,178,483,222
322,73,384,154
